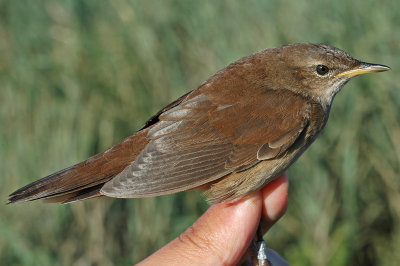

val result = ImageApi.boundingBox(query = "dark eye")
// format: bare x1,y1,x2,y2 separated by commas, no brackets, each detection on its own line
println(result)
316,65,329,75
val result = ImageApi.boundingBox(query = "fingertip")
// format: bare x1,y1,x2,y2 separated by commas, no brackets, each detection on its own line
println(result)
261,174,289,226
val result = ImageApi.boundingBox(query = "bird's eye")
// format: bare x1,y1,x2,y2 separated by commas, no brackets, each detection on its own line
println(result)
316,65,329,75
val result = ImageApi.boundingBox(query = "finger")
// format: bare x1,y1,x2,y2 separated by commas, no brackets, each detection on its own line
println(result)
260,174,289,233
138,191,263,266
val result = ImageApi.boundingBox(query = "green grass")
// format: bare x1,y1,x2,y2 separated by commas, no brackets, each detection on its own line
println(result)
1,0,399,265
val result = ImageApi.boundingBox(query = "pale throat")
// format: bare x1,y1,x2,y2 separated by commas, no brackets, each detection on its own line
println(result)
316,79,348,111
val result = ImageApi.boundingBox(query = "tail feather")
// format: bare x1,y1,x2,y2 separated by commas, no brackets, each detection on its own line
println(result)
7,158,114,204
43,184,104,204
61,185,103,204
9,165,77,199
7,129,150,204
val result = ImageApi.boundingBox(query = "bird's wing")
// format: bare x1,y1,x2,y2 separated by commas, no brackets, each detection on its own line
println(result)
101,89,310,198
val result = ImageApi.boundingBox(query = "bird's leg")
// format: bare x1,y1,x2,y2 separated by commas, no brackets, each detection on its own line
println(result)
241,222,270,266
253,223,270,266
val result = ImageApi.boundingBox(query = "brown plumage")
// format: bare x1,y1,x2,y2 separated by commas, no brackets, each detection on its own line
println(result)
8,43,389,204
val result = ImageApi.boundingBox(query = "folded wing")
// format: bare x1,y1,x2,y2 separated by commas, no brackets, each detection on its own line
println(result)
101,90,309,198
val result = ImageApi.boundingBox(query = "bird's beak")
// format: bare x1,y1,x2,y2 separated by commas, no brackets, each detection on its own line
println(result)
335,62,391,78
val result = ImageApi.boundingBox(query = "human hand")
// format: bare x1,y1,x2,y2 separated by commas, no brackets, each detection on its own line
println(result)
138,175,289,266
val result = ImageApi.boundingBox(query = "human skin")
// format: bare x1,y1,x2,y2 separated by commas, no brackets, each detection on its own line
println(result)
138,174,289,265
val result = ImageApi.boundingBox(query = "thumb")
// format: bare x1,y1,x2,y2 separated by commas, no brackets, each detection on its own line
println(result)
139,192,263,265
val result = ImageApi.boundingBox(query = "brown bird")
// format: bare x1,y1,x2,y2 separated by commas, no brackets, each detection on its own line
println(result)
8,43,389,205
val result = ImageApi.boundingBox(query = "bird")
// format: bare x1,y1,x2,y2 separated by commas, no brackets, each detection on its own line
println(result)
8,43,389,206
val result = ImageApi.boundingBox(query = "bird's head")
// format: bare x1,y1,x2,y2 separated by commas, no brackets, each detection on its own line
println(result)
259,43,390,109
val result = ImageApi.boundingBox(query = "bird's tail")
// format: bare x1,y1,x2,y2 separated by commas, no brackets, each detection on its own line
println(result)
8,130,149,204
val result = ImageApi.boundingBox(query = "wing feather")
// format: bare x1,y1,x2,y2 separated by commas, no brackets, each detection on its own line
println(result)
101,91,309,198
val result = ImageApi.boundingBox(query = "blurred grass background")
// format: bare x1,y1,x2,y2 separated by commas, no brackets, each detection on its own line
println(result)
0,0,399,265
